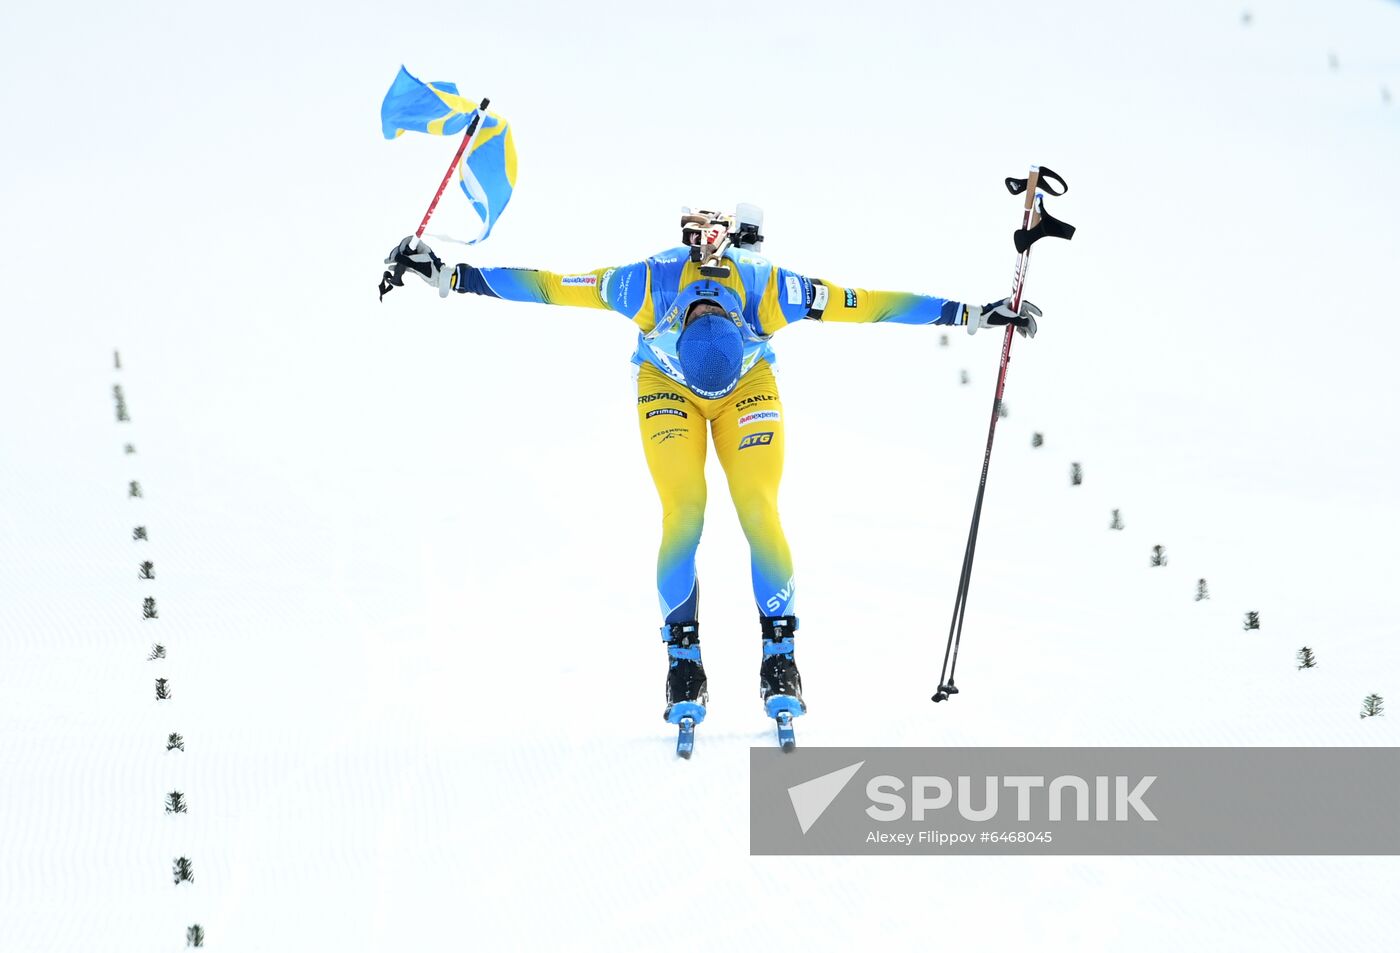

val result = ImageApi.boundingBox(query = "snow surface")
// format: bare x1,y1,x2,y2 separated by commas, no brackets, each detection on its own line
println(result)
3,0,1400,949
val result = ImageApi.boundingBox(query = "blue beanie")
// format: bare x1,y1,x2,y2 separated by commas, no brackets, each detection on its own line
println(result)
676,311,744,399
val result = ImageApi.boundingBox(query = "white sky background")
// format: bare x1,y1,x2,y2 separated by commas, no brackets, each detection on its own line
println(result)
3,0,1400,950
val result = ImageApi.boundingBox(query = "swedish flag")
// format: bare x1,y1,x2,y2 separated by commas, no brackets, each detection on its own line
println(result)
381,66,517,243
380,66,477,138
455,110,516,243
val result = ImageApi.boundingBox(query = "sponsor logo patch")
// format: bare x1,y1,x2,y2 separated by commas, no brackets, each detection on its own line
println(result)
735,394,776,410
739,410,780,427
812,284,829,312
638,392,688,404
785,275,803,305
651,427,688,444
844,288,858,308
738,431,774,450
562,275,597,287
646,408,688,419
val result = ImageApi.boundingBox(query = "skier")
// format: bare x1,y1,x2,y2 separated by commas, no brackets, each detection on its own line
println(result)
381,209,1041,753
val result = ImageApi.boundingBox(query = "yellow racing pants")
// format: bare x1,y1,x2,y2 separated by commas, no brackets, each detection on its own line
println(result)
636,360,795,624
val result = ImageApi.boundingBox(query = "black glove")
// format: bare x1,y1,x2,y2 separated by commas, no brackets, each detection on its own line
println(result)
381,236,451,299
966,297,1041,339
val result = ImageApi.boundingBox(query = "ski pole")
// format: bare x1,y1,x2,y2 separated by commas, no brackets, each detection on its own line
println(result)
411,96,490,246
933,165,1073,703
379,96,490,298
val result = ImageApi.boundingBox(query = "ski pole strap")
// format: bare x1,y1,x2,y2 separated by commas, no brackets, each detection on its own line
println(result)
378,260,409,301
1013,195,1077,253
1005,166,1068,197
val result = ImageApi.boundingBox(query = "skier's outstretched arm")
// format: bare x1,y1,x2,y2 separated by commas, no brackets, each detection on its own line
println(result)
382,236,655,323
447,260,654,320
754,264,1040,337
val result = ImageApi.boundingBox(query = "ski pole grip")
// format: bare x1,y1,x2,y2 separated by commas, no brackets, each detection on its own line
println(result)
1023,167,1041,212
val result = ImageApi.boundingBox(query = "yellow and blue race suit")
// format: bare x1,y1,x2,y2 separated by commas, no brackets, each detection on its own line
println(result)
450,246,970,624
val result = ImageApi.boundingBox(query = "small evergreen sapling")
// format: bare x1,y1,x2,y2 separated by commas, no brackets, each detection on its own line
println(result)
167,732,185,751
1296,646,1316,669
143,596,158,619
165,791,187,814
124,443,136,455
133,526,148,541
1070,463,1083,486
1361,694,1384,719
129,480,143,498
1109,509,1124,530
1195,579,1210,601
1031,432,1043,448
139,561,155,580
1244,611,1260,631
148,644,166,661
173,857,193,885
187,924,205,947
1150,545,1167,567
155,678,171,700
959,369,970,386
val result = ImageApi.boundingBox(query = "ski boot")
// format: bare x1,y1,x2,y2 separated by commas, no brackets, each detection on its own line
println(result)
760,615,805,751
663,621,707,759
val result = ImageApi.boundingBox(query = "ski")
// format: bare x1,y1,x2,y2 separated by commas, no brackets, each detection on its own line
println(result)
676,716,697,759
765,694,803,751
774,711,796,751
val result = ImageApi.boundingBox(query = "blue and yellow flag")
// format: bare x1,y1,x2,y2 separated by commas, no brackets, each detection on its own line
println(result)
454,110,515,244
381,66,517,243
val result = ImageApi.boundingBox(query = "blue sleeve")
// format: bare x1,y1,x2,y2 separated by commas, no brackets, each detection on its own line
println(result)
449,259,652,323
